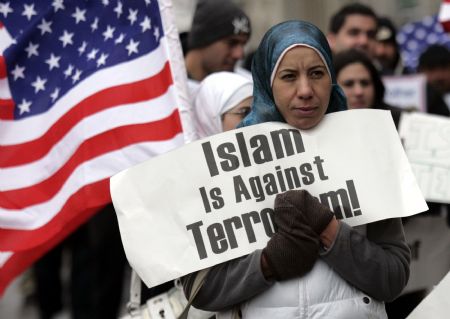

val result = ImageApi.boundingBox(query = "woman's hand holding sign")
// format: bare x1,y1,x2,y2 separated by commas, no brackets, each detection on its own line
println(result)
262,192,320,281
278,190,335,236
279,189,340,248
262,189,337,281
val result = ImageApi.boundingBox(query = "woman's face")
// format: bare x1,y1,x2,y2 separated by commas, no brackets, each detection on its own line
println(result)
222,96,253,131
272,46,331,130
337,62,375,109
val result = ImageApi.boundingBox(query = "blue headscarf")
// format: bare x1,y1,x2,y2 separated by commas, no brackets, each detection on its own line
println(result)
239,20,347,127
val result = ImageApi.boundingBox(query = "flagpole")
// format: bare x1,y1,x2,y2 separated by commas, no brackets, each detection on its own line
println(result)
159,0,198,143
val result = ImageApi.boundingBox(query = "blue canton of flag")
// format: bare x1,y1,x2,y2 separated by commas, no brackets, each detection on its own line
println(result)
397,14,450,71
1,0,162,119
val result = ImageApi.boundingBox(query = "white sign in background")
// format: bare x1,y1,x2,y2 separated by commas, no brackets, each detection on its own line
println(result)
111,110,427,288
402,214,450,293
399,112,450,203
407,271,450,319
383,74,427,112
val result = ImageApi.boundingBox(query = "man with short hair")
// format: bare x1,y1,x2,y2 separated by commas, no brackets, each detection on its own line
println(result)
327,3,378,56
185,0,251,85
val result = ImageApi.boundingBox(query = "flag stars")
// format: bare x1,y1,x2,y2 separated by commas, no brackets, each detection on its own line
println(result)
50,87,60,102
72,7,86,24
140,17,151,33
22,3,37,21
0,2,13,18
127,9,138,25
96,53,108,67
102,25,115,41
102,0,109,6
87,48,99,60
126,39,139,56
115,33,125,44
114,1,123,18
31,76,47,93
64,64,74,78
18,99,32,115
59,30,74,47
45,53,61,70
72,69,82,83
78,41,87,55
11,64,25,80
153,26,160,41
37,19,52,35
91,17,99,32
25,42,39,58
52,0,65,12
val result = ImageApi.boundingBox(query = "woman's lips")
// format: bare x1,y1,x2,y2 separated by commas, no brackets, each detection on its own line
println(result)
292,106,317,116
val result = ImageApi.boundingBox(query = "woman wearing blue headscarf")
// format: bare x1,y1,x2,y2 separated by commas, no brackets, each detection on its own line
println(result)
183,21,409,319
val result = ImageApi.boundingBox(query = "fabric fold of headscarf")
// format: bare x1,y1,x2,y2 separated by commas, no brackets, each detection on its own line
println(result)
239,20,347,128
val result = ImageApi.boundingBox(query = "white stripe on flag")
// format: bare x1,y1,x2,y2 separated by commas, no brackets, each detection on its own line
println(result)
439,3,450,22
0,25,13,54
0,88,178,190
0,252,12,268
0,135,184,230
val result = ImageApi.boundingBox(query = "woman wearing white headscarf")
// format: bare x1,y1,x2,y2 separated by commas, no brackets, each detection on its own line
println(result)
194,71,253,138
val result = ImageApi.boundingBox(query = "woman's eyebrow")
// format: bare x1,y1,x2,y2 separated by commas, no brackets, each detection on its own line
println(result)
309,64,326,70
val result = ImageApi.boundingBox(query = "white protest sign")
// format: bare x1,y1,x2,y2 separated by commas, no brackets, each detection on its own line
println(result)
399,112,450,203
382,74,427,112
111,109,427,288
402,214,450,293
407,271,450,319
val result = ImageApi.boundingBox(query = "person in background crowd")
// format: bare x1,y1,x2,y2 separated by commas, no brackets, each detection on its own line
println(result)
327,3,378,57
184,0,251,95
193,71,253,138
416,45,450,116
373,17,407,75
418,44,450,105
33,205,127,319
183,20,410,319
334,49,403,126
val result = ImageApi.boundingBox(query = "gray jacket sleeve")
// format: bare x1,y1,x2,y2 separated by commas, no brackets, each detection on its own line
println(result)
320,218,411,302
181,249,274,311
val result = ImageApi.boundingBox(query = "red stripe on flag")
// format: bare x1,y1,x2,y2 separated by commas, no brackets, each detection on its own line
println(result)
0,180,110,295
0,61,173,168
0,110,182,209
0,98,14,120
0,179,111,251
441,20,450,33
0,56,7,78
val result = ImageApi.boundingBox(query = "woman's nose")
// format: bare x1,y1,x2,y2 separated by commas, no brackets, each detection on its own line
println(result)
296,78,313,99
355,84,365,95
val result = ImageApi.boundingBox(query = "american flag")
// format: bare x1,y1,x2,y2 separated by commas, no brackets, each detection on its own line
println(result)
440,0,450,33
0,0,185,294
397,14,450,72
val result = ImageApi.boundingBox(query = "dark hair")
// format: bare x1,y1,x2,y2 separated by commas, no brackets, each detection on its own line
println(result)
333,49,385,106
418,44,450,70
329,3,378,34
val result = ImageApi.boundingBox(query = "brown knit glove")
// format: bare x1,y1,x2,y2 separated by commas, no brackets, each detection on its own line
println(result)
262,194,319,281
278,189,334,235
